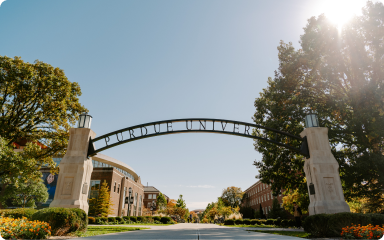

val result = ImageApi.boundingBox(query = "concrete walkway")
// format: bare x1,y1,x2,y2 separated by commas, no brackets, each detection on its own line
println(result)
72,223,304,239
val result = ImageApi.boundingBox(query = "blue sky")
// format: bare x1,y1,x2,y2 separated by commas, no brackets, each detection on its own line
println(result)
0,0,370,210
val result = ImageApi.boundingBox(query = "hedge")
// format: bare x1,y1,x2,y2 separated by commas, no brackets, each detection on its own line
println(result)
153,216,161,222
303,212,371,238
130,216,137,222
69,208,88,231
367,214,384,227
123,216,130,222
115,217,123,223
88,217,96,224
160,216,171,224
137,216,144,222
224,219,235,225
2,208,37,219
31,207,83,236
265,219,274,225
108,217,116,223
235,219,243,225
243,219,251,225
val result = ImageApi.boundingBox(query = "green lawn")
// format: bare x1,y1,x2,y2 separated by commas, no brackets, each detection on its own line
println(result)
223,224,278,228
73,226,149,237
116,223,174,226
247,230,311,238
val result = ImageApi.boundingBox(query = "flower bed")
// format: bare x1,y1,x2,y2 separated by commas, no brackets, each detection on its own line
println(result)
341,224,384,239
0,216,51,239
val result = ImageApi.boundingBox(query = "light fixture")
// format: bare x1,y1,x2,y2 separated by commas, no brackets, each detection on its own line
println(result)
78,112,92,128
305,113,319,128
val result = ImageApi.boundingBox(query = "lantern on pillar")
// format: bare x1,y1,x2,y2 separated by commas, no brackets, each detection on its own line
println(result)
305,113,319,128
78,113,92,128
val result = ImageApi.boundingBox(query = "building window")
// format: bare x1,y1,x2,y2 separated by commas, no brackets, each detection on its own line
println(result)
267,193,269,200
153,194,156,199
147,202,151,208
134,193,138,216
271,192,273,199
148,194,152,199
88,180,101,199
117,184,120,194
114,182,116,192
138,195,142,216
268,206,271,212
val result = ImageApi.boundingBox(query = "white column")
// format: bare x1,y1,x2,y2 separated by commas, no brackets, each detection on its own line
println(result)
301,127,350,215
49,128,96,213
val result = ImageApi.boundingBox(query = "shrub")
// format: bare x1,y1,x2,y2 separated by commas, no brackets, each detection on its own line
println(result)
0,216,51,239
274,218,282,226
123,216,130,222
68,208,87,231
115,217,123,223
201,218,209,223
235,219,243,225
258,219,266,225
2,208,38,220
130,216,137,222
367,214,384,227
31,207,81,236
107,217,116,224
243,219,251,225
146,216,154,223
153,216,161,222
160,217,171,224
266,219,274,225
99,217,108,224
250,219,259,225
303,212,371,238
88,217,96,224
224,219,235,225
137,216,144,222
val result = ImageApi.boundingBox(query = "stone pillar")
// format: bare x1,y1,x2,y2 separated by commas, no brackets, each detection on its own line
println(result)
49,128,96,213
301,127,350,215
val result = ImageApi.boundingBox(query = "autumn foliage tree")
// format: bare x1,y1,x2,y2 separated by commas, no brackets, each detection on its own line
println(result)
89,180,114,217
253,1,384,210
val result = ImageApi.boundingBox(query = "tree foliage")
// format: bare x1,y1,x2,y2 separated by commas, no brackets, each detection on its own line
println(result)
221,186,244,208
88,180,114,217
0,56,87,160
253,2,384,204
156,193,167,210
176,195,186,209
282,189,309,215
1,179,48,208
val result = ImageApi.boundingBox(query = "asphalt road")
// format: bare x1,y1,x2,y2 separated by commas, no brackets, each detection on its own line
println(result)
72,223,303,240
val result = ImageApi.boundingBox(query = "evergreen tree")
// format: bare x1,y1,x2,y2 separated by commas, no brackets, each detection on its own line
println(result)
89,180,113,217
268,198,287,219
176,195,186,208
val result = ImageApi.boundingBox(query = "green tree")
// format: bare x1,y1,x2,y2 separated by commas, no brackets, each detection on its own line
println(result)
88,180,113,217
252,1,384,205
1,179,48,208
0,56,87,161
268,198,287,219
176,195,186,209
221,186,244,208
156,193,167,210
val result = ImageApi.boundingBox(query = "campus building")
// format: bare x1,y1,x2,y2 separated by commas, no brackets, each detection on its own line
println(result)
39,153,144,217
243,180,286,217
143,186,170,209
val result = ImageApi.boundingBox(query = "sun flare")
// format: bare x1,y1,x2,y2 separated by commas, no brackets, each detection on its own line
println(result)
320,0,367,29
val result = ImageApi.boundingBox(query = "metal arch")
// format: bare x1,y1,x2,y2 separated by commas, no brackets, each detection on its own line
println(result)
87,118,309,158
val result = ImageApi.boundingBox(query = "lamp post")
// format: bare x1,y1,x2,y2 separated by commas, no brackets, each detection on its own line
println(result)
150,201,156,216
78,112,92,128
